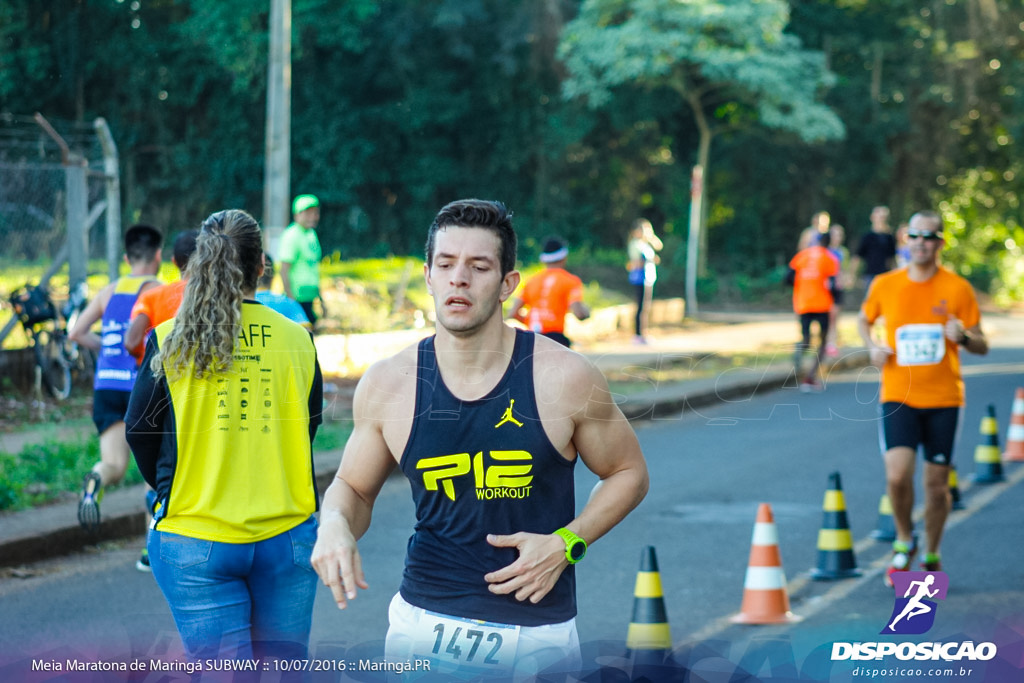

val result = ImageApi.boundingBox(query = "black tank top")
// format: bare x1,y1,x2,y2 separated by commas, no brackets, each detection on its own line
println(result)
399,329,577,626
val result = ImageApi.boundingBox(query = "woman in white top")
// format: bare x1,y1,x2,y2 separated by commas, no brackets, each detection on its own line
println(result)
626,218,663,343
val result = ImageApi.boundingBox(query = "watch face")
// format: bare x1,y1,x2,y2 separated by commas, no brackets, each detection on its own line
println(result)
569,540,586,562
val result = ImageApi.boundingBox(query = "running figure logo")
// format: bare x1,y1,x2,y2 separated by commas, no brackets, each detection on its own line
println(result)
495,398,523,428
882,571,948,635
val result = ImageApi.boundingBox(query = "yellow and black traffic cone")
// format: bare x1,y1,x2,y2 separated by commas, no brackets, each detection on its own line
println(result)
810,471,861,580
870,494,896,541
973,404,1005,483
625,546,672,657
949,466,966,510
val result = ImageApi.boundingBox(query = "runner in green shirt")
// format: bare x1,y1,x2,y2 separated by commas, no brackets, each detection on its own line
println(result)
279,194,326,325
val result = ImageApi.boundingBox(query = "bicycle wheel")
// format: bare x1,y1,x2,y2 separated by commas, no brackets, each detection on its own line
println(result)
35,329,72,400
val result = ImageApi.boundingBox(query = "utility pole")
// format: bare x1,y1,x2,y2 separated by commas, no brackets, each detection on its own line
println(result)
263,0,291,258
685,165,703,318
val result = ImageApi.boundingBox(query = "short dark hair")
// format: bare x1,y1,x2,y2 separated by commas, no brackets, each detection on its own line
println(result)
173,230,199,271
258,252,275,288
124,224,163,264
425,199,517,275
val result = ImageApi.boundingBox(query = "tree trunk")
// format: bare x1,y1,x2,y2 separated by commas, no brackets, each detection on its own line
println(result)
684,91,714,317
696,126,711,278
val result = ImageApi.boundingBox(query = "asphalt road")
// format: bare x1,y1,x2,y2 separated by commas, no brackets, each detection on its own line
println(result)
1,348,1022,682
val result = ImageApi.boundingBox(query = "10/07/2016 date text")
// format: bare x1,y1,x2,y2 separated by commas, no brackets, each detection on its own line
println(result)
272,658,432,673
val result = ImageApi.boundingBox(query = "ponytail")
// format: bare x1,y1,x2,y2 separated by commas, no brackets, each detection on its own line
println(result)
153,210,263,380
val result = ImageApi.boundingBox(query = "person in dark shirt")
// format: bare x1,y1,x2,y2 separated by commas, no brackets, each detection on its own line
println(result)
310,199,649,680
852,205,897,289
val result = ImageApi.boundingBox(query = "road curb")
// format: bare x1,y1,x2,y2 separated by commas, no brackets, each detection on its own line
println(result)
618,348,869,421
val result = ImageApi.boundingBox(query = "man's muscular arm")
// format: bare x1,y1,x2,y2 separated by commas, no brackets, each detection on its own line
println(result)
311,362,398,609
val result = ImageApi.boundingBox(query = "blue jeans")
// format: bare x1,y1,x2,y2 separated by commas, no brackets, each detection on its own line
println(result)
149,516,318,662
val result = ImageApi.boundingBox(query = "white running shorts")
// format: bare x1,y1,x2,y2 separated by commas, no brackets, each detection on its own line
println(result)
384,592,581,681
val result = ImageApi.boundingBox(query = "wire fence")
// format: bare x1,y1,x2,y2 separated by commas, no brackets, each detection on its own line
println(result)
1,113,119,366
0,114,108,263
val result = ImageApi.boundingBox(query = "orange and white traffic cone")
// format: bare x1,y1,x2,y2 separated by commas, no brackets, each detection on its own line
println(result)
731,503,802,624
1004,387,1024,462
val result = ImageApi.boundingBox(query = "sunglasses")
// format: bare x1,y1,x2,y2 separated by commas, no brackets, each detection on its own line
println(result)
906,231,942,241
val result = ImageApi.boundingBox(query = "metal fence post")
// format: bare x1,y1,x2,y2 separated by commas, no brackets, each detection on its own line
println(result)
95,118,121,282
66,157,89,289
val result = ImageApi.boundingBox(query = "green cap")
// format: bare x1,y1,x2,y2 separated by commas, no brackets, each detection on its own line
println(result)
292,194,320,215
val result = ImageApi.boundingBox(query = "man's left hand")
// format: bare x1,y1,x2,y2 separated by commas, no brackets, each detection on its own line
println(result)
484,532,568,604
944,316,966,343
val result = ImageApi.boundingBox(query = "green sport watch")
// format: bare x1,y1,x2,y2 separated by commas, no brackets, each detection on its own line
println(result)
554,528,588,564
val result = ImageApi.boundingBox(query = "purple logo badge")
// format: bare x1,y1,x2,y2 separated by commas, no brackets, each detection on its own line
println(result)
882,571,948,635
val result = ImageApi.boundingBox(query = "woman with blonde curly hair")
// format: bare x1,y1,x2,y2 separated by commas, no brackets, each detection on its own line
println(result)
126,209,323,663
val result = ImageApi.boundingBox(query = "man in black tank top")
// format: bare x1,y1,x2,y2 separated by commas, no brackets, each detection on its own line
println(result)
312,200,649,679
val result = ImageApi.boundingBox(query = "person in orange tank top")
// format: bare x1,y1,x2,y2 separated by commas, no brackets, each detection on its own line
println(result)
789,229,840,391
507,236,591,347
858,210,988,585
125,230,198,359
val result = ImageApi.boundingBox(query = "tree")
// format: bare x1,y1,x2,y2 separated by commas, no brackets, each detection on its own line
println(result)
559,0,845,314
790,0,1024,302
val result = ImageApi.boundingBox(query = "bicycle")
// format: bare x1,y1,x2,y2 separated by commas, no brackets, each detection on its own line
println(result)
8,282,90,400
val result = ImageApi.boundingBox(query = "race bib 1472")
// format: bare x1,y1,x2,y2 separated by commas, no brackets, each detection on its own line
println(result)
412,609,521,674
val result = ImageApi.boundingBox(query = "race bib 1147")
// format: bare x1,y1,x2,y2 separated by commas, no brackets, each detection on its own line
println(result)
895,324,945,366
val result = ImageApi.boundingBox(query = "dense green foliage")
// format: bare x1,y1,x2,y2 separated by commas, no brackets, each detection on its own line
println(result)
1,0,1020,304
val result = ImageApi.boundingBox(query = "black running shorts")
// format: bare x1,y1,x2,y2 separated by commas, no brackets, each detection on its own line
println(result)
93,388,132,435
880,402,961,465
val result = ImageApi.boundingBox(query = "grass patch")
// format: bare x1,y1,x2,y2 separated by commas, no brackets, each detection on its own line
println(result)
0,436,144,512
313,415,354,452
0,418,353,513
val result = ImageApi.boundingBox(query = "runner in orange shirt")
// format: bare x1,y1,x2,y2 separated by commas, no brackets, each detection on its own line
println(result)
858,210,987,585
125,230,198,359
507,237,591,347
789,230,839,391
